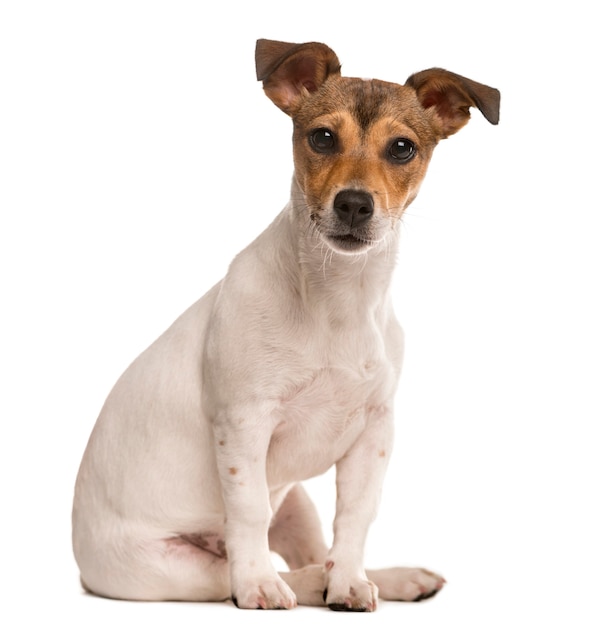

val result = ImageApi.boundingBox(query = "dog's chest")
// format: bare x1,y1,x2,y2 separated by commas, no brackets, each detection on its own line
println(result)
265,327,396,484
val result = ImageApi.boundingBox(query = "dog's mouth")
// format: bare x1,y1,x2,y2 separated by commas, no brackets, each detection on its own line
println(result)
309,210,382,255
325,232,375,253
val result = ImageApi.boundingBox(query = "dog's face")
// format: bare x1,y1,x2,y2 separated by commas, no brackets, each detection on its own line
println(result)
256,40,500,256
291,76,438,254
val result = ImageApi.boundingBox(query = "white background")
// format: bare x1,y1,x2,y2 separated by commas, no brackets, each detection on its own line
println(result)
1,1,606,624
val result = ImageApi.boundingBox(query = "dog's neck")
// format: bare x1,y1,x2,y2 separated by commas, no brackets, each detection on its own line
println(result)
278,176,399,312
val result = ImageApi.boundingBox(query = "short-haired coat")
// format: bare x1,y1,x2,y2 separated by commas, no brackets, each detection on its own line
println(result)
73,39,500,611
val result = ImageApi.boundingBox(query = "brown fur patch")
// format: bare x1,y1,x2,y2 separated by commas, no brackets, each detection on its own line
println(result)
291,77,438,220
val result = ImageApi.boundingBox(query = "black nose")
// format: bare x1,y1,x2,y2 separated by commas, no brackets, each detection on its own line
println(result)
333,189,374,228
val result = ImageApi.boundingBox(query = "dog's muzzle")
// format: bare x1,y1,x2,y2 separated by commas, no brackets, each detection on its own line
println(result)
322,189,376,254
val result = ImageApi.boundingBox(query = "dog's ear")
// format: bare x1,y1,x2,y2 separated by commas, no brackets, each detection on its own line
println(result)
406,68,500,138
256,39,341,115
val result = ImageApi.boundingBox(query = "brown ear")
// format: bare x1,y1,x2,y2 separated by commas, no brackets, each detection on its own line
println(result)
255,39,341,115
406,68,500,138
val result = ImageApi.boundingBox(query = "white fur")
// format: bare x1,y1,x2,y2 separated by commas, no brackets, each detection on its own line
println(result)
70,38,496,607
72,175,421,608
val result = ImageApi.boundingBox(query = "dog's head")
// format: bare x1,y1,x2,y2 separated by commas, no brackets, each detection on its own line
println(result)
256,39,500,256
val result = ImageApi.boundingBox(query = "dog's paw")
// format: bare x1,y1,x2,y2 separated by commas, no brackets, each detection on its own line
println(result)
370,567,446,602
324,563,378,612
231,575,297,609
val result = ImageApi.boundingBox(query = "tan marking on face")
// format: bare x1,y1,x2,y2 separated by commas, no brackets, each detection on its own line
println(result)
365,117,430,217
291,77,439,240
228,467,238,475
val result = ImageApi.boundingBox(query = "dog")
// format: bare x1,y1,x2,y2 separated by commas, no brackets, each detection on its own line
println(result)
72,39,500,611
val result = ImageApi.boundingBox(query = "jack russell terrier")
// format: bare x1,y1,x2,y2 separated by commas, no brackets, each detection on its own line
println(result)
73,38,500,611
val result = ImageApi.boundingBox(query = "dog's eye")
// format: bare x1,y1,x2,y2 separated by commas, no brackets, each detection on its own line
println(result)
388,138,416,162
309,128,336,153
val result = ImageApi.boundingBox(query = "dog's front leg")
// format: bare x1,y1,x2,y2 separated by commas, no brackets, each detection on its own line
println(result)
324,405,394,612
213,406,297,610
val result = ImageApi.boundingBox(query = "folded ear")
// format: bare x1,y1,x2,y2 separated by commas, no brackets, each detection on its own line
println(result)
406,68,500,138
255,39,341,115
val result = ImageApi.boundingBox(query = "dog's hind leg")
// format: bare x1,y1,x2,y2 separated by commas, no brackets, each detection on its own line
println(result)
269,483,329,570
268,486,445,607
280,564,446,607
279,564,326,606
260,483,327,607
366,566,446,602
79,534,230,602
